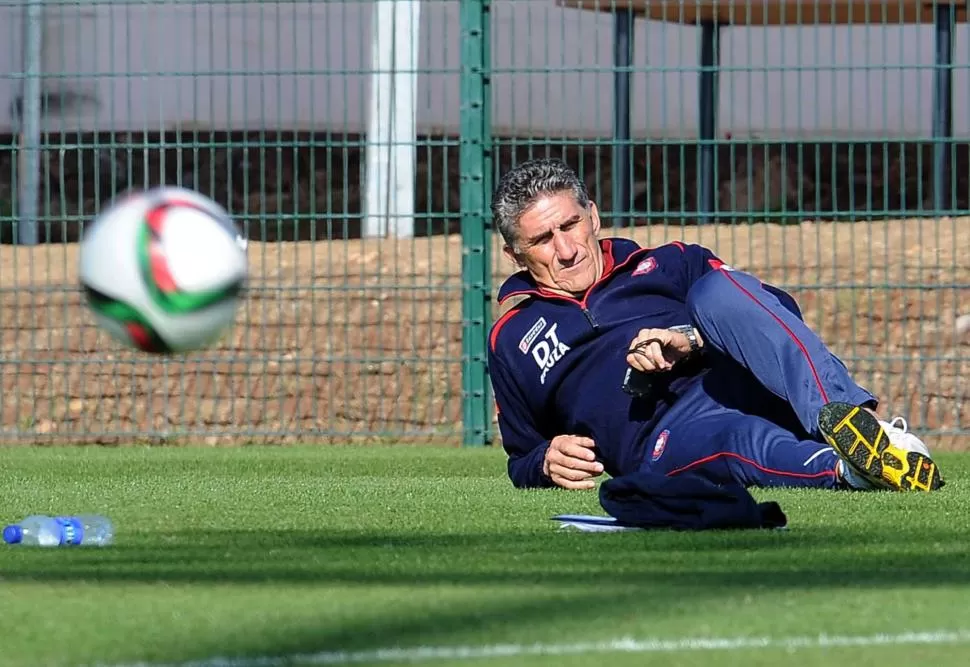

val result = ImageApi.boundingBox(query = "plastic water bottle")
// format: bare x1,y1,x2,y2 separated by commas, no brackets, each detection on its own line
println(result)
2,515,114,547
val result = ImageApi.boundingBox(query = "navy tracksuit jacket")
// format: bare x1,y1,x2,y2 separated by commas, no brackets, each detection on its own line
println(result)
487,237,878,491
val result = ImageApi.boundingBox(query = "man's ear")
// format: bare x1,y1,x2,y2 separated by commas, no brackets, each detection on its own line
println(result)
503,244,524,268
589,201,602,236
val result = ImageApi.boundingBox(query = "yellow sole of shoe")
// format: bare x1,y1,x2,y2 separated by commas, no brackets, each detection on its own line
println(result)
818,402,944,492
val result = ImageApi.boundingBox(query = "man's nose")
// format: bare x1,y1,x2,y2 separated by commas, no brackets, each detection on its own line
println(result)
554,232,577,261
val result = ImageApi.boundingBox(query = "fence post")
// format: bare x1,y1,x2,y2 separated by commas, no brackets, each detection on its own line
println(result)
16,0,44,246
459,0,492,447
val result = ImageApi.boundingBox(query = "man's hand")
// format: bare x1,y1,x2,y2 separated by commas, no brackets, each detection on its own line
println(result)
543,435,604,490
626,327,703,373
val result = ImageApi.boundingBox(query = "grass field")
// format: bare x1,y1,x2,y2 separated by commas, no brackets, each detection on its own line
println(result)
2,445,970,667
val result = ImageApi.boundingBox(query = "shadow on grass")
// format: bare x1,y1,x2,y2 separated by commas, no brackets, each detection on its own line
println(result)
3,525,968,588
4,526,970,664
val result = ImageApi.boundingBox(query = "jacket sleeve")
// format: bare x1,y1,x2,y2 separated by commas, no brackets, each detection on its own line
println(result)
487,344,556,489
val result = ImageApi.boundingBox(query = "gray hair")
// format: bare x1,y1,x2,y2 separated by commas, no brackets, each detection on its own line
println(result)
491,158,590,251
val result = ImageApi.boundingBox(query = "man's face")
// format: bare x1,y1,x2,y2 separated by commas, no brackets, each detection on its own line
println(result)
505,191,604,296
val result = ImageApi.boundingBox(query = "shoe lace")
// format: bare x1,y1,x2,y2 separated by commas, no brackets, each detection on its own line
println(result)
886,416,909,434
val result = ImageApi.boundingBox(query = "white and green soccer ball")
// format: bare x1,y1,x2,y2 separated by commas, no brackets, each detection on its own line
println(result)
78,186,248,355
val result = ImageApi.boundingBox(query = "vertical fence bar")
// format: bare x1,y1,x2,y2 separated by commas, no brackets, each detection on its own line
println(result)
459,0,492,447
932,3,955,214
612,7,633,228
697,19,720,223
17,0,44,246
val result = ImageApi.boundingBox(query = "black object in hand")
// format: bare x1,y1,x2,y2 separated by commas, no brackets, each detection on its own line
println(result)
622,367,657,397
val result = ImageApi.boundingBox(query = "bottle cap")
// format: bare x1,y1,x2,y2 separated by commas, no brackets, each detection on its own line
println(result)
2,525,23,544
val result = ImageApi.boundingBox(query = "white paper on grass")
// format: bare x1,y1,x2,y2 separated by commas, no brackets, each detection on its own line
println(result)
551,515,645,533
551,514,790,532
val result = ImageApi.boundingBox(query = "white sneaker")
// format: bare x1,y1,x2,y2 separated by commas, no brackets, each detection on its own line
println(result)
877,416,932,458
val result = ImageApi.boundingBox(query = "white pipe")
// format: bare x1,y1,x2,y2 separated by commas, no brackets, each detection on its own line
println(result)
364,0,420,238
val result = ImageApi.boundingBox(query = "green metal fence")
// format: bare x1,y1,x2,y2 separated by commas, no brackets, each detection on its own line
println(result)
1,0,968,447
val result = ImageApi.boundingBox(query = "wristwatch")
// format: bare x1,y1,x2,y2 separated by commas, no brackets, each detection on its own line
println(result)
668,324,700,354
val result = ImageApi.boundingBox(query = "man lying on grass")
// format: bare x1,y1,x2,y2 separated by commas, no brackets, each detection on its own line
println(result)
487,158,943,494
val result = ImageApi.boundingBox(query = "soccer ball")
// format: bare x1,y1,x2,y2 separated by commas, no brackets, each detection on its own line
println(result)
78,186,248,354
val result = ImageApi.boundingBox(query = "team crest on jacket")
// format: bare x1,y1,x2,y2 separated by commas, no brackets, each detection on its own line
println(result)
632,257,658,276
651,429,669,461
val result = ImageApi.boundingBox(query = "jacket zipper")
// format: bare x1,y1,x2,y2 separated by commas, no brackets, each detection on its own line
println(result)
500,248,650,332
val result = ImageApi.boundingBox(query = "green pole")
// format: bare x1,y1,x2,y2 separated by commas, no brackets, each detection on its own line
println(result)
459,0,492,447
481,0,493,444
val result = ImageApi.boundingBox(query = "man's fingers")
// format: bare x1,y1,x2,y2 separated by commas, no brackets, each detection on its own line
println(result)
558,440,598,462
627,329,682,373
629,337,663,355
551,473,597,490
641,342,664,370
550,463,594,482
554,478,595,490
625,351,647,372
546,447,603,474
550,455,603,475
553,434,596,450
545,435,602,489
627,340,668,372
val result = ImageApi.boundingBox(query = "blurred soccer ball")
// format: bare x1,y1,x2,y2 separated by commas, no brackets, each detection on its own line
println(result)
78,186,248,354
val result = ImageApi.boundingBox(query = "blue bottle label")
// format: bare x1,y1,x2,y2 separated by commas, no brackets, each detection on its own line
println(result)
54,517,85,546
